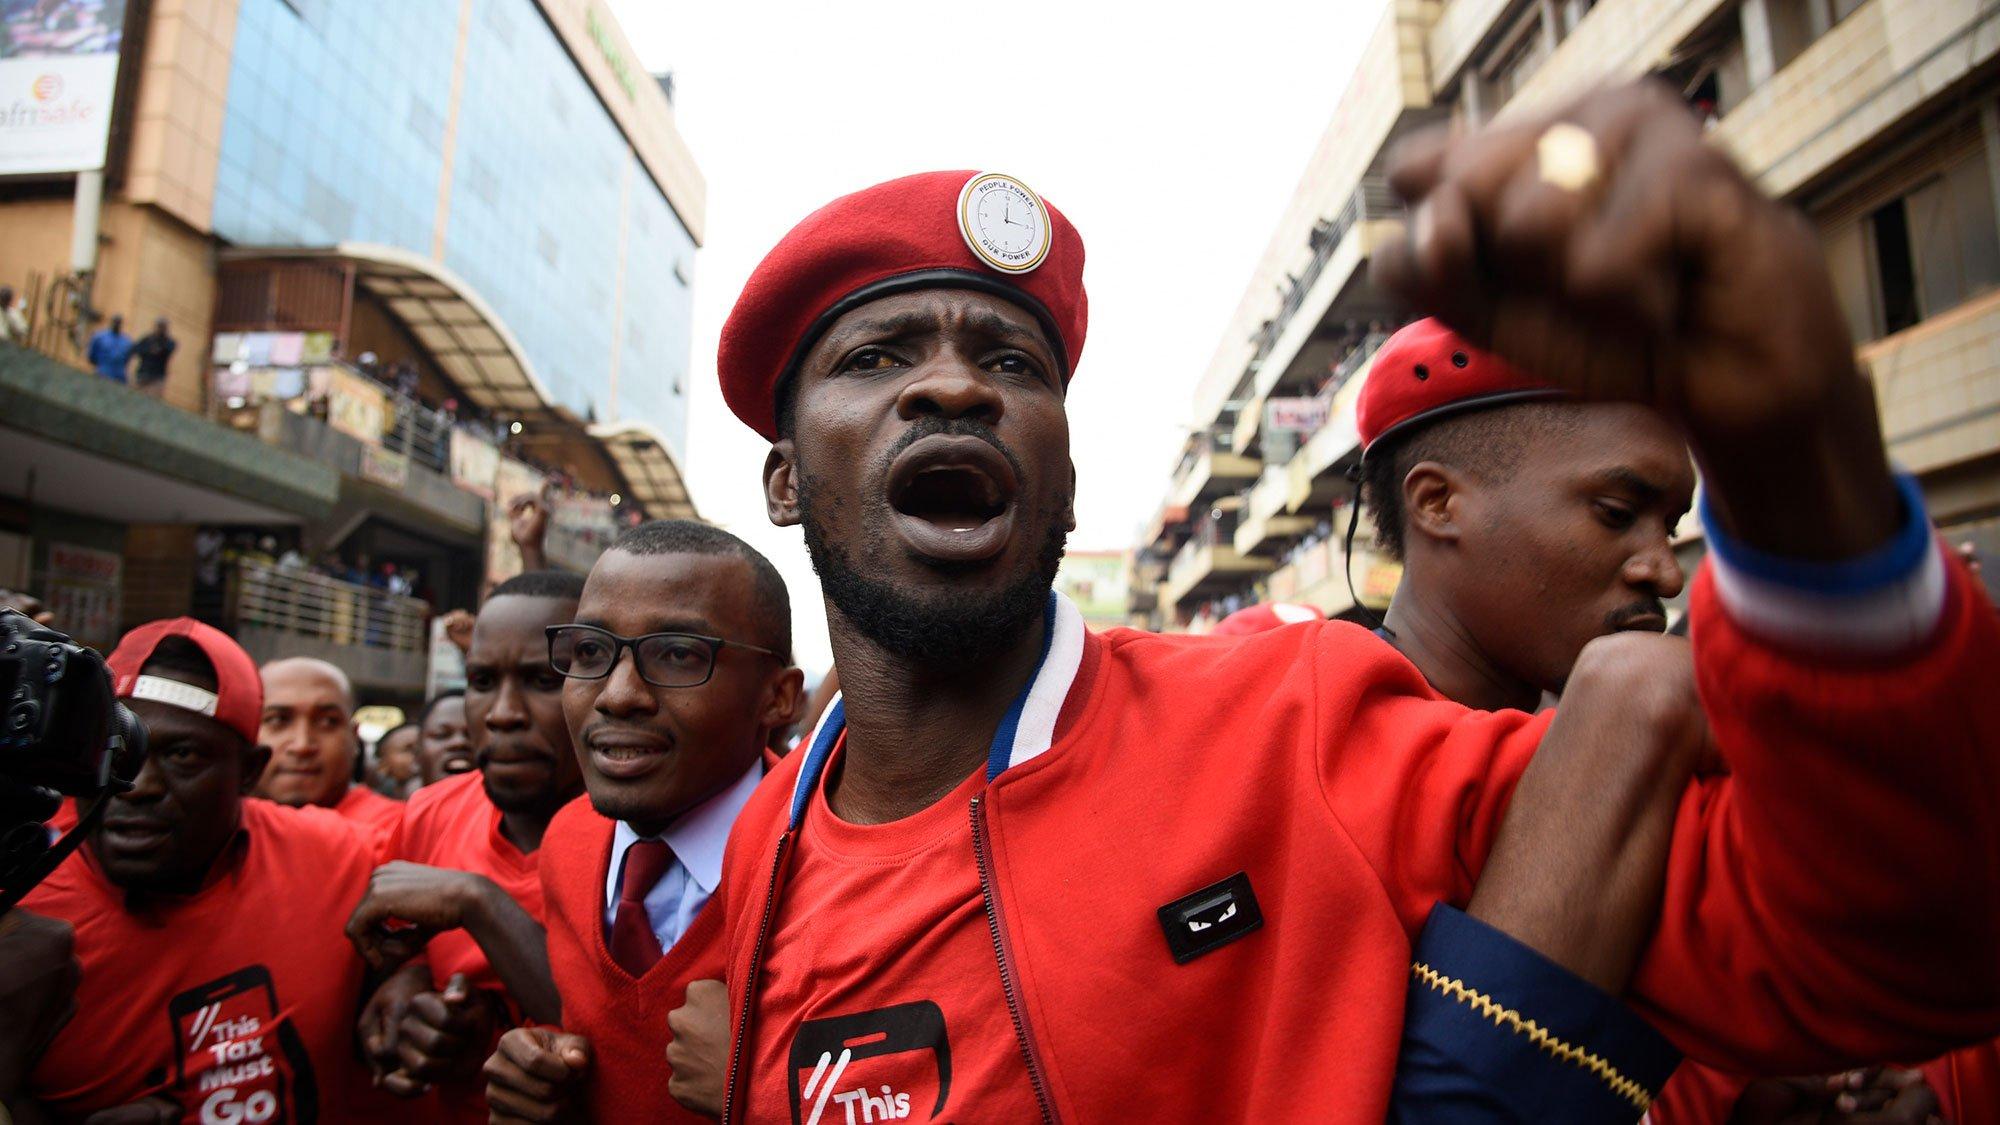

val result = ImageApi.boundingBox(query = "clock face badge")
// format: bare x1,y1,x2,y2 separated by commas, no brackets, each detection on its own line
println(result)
957,173,1051,273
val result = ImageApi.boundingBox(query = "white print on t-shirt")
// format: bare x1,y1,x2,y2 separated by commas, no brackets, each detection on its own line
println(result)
802,1051,913,1125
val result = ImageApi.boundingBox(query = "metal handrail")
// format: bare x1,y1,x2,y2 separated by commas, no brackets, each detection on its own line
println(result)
227,559,430,653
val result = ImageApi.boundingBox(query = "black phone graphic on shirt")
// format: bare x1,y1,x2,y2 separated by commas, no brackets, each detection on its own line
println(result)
788,1002,951,1125
167,965,318,1124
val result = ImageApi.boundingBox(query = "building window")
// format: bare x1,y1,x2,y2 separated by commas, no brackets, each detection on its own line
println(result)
1480,4,1551,111
1765,0,1870,70
1821,145,2000,341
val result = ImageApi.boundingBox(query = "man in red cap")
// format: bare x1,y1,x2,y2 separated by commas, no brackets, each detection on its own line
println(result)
19,619,376,1121
707,84,2000,1123
1343,320,1939,1122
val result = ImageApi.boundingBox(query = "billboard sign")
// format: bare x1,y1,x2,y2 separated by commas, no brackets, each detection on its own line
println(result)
0,0,130,175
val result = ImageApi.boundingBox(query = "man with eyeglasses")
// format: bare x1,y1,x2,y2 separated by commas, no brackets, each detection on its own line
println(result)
343,569,587,1121
483,519,803,1124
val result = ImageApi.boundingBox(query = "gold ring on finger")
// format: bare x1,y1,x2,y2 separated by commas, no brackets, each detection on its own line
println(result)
1537,122,1601,193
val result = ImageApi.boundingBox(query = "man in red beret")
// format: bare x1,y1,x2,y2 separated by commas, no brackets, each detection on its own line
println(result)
1342,321,1942,1122
19,619,376,1121
708,84,2000,1123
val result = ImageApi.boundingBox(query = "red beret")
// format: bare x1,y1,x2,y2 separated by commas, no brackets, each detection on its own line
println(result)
1356,318,1565,457
107,617,263,744
1211,602,1326,636
719,170,1089,441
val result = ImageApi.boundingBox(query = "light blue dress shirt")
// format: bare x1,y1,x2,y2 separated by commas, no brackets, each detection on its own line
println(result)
603,762,762,950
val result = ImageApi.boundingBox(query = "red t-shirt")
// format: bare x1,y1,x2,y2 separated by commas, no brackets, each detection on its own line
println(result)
391,769,543,992
387,769,543,1122
336,783,406,848
747,742,1039,1124
23,799,372,1120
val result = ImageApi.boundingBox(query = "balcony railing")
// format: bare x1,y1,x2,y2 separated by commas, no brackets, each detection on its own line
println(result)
1249,177,1400,376
226,558,429,654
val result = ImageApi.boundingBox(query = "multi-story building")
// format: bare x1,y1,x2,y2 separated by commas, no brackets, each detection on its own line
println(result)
0,0,702,701
1134,0,2000,630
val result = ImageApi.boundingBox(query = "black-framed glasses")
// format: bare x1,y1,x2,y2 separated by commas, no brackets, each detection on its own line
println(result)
546,624,782,688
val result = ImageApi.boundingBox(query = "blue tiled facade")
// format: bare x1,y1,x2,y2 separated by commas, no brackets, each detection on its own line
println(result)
211,0,695,452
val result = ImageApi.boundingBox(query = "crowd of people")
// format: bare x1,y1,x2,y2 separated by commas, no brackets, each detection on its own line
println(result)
3,82,2000,1125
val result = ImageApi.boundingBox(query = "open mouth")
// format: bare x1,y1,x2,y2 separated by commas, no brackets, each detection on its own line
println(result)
886,435,1019,563
440,755,475,775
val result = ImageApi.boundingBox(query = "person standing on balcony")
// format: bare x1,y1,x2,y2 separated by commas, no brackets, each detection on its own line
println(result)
0,286,27,344
85,314,132,384
131,317,176,399
257,656,404,843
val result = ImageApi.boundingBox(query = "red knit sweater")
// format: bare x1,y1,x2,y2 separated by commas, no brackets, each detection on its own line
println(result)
541,795,727,1123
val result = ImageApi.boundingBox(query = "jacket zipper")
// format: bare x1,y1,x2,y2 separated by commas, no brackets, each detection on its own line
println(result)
971,794,1060,1125
722,828,791,1125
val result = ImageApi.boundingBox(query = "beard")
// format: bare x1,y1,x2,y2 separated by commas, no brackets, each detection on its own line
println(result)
798,436,1069,668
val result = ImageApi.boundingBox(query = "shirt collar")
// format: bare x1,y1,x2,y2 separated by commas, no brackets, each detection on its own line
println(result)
614,760,763,896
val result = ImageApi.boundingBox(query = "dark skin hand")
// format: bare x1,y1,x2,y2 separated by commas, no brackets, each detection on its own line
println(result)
0,909,78,1104
359,959,433,1093
1730,1068,1943,1124
440,608,476,655
484,1027,591,1124
77,1098,178,1124
1464,632,1710,990
666,979,729,1118
1374,81,1900,562
344,861,559,1022
509,488,552,574
392,973,507,1087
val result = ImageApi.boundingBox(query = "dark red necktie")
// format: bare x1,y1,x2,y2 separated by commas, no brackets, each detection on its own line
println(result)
610,838,674,976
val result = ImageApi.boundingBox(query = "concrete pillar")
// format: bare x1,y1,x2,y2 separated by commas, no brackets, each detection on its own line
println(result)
1739,0,1779,89
1538,0,1561,54
1981,100,2000,230
1460,68,1485,128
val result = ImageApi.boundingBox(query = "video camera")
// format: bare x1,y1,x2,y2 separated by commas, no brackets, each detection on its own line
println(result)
0,608,144,911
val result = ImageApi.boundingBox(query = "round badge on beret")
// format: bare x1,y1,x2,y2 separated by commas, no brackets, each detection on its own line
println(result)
957,173,1051,274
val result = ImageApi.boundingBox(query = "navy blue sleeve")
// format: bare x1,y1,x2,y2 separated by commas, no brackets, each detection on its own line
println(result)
1389,904,1680,1124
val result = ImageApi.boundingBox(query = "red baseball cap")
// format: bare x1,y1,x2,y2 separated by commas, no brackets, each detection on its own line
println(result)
1356,319,1565,457
106,618,263,744
719,170,1089,441
1211,602,1326,636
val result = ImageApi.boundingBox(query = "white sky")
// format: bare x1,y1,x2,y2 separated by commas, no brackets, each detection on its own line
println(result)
605,0,1378,673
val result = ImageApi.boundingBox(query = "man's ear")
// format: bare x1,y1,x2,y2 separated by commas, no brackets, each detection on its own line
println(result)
764,441,801,528
240,743,273,795
1402,461,1466,548
760,666,808,741
1063,459,1078,533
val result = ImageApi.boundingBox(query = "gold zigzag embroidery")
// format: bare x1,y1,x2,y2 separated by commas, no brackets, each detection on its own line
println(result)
1410,961,1655,1111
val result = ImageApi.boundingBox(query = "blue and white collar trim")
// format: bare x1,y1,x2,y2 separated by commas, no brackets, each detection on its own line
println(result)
787,590,1088,830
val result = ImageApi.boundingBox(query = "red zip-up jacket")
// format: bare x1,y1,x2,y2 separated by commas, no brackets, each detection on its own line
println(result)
717,552,2000,1122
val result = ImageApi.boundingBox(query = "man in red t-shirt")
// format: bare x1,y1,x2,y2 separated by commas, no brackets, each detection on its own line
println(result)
482,520,802,1123
344,571,587,1120
703,85,2000,1124
256,656,403,840
22,618,374,1121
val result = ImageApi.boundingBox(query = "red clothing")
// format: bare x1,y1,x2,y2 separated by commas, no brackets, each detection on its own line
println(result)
718,563,2000,1122
23,800,372,1120
747,744,1040,1123
387,769,544,1123
335,783,405,847
540,795,727,1123
1929,1040,2000,1123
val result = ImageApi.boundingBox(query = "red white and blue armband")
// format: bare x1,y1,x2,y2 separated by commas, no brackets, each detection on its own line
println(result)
1702,473,1946,654
1391,904,1680,1124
